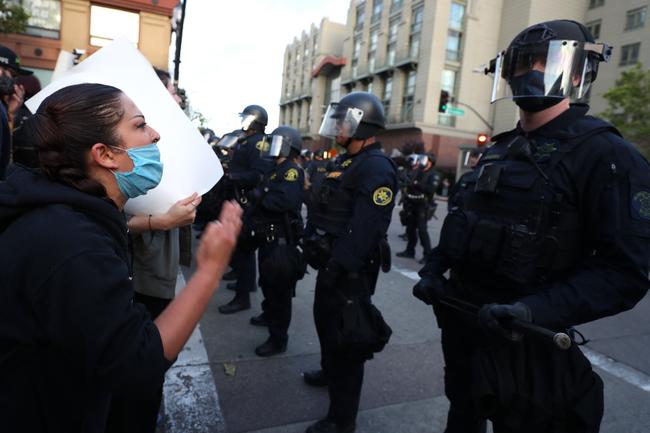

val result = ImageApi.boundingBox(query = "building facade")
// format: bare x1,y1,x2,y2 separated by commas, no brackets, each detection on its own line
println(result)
1,0,175,86
280,0,650,173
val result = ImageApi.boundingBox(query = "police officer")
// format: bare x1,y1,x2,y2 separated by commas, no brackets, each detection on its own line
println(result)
302,92,398,433
219,105,273,314
305,149,331,205
248,126,305,356
396,153,438,263
413,20,650,433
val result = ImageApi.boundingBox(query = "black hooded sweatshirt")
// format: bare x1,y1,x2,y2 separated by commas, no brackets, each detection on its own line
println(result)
0,165,169,433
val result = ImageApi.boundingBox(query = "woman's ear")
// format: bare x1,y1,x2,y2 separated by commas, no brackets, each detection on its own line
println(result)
90,143,119,170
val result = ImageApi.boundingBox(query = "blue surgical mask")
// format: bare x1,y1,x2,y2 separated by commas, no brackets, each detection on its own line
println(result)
112,143,164,199
509,70,563,113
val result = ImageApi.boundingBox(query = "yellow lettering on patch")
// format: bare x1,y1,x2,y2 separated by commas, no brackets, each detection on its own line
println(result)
270,173,277,180
327,171,342,179
284,168,299,181
372,187,393,206
341,159,353,168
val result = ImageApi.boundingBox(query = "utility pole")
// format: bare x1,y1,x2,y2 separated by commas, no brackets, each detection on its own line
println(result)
172,0,188,85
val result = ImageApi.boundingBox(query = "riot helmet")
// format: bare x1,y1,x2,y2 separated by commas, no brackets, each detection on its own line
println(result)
239,104,268,131
216,130,245,149
319,92,385,144
265,126,303,159
485,20,612,111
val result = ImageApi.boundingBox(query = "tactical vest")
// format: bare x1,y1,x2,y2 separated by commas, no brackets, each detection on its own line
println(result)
440,117,620,294
308,149,393,237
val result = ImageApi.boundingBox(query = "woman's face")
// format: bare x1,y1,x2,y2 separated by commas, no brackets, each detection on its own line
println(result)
112,94,160,171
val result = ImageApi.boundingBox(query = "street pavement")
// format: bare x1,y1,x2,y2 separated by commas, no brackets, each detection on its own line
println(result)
172,200,650,433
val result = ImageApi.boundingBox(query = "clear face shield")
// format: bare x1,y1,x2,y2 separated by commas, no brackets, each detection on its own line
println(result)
240,113,257,131
215,133,240,150
485,40,611,104
263,135,285,159
318,103,364,139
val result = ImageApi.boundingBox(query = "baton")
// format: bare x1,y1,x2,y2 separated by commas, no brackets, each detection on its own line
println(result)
438,296,572,350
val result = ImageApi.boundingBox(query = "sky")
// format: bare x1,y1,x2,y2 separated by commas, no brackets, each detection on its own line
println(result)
174,0,351,136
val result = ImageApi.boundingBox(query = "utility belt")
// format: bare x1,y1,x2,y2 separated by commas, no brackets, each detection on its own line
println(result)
303,233,391,273
250,218,303,246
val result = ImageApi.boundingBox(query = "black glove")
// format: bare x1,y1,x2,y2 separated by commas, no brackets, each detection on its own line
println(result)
318,259,344,289
412,275,448,305
478,302,532,341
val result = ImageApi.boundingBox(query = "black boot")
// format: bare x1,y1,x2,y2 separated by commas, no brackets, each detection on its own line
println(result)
218,296,250,314
302,369,328,387
255,338,287,357
250,313,267,327
305,418,355,433
396,249,415,258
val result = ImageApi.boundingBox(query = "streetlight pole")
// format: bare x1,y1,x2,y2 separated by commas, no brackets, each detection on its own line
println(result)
172,0,188,85
452,99,494,133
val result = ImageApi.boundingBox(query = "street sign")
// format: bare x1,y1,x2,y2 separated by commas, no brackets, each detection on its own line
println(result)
447,107,465,116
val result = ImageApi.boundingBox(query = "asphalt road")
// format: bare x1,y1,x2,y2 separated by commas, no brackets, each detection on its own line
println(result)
176,200,650,433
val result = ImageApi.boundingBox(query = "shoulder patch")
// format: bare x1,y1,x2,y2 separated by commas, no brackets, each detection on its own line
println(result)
284,168,299,181
632,191,650,220
341,159,353,168
373,187,394,206
255,140,270,152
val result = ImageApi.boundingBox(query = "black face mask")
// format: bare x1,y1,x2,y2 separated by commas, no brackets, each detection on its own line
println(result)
0,75,15,96
509,70,563,113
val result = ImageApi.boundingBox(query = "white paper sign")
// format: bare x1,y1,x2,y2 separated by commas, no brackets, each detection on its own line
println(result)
26,38,223,215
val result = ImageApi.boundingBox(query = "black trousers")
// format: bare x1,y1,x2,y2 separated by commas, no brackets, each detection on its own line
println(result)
313,265,379,427
105,293,172,433
435,302,603,433
405,202,431,255
232,243,256,299
258,241,296,344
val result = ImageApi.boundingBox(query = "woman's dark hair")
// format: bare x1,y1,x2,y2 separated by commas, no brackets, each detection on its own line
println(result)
16,83,125,197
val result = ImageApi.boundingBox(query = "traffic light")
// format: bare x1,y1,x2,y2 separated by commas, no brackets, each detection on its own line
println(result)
438,90,450,113
476,133,489,146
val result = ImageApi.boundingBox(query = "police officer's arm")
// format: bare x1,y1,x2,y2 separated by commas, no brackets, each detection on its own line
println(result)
229,141,269,188
331,158,397,273
519,138,650,329
413,171,437,196
261,167,304,213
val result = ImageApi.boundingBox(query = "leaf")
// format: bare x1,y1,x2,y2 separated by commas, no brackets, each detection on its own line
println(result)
223,362,237,377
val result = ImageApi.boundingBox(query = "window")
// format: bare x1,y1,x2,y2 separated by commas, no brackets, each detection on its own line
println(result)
353,38,362,59
387,18,399,66
12,0,61,39
411,5,423,33
446,2,464,62
383,76,393,115
368,29,378,71
620,42,641,66
589,0,604,9
372,0,383,23
449,2,465,30
586,20,601,39
387,44,396,65
626,7,647,31
446,30,462,61
388,18,399,43
90,5,139,47
368,80,374,94
402,70,416,122
409,33,420,58
390,0,402,14
356,4,365,30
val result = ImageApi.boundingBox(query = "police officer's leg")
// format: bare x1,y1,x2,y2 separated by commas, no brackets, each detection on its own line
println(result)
397,209,417,258
416,206,432,256
326,271,374,428
437,306,487,433
312,273,336,382
219,244,253,314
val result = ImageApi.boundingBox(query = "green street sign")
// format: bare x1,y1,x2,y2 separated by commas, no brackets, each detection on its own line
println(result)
447,107,465,116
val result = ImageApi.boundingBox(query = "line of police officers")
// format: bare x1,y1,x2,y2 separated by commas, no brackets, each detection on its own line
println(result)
203,19,649,433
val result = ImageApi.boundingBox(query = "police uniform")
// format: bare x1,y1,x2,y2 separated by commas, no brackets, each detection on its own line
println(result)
219,130,273,313
415,20,650,433
398,162,438,259
306,156,331,197
252,159,305,353
306,142,397,429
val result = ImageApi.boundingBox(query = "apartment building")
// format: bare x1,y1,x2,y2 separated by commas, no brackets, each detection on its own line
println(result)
1,0,176,86
280,0,650,172
279,18,347,147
